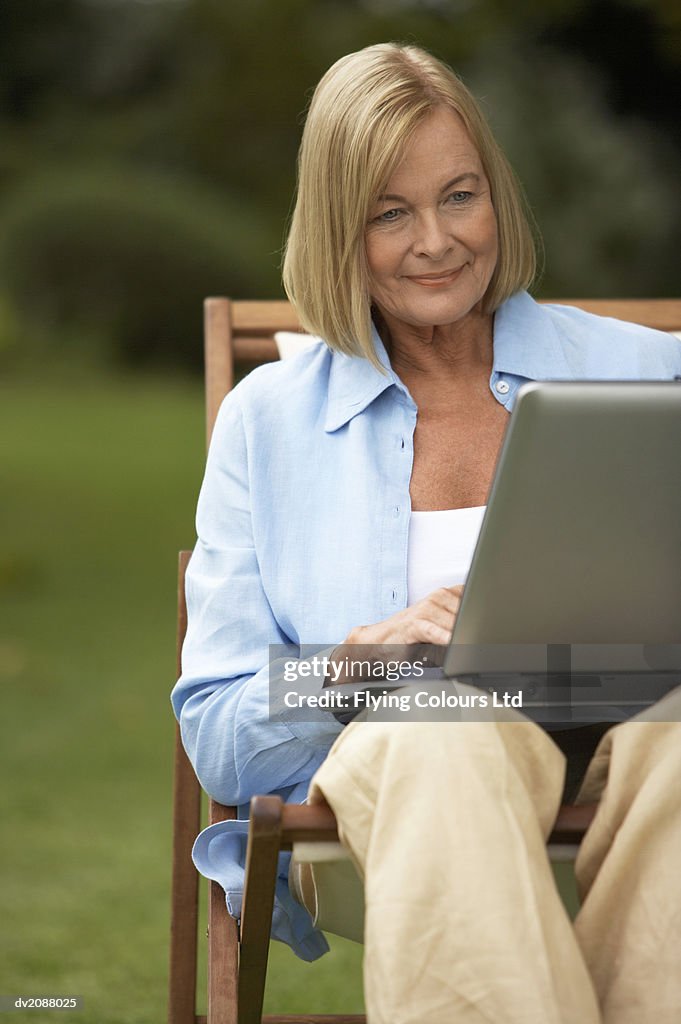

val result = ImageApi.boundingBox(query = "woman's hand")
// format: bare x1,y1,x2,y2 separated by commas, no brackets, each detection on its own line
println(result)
348,585,463,646
325,586,463,685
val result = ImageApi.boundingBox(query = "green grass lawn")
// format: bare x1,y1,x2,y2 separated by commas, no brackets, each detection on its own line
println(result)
0,368,364,1024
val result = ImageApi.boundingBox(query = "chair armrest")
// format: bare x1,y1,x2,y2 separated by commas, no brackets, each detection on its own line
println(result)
247,796,598,851
550,802,598,844
280,800,339,848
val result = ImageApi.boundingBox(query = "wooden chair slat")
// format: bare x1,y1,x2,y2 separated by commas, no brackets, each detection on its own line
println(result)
204,299,234,448
550,802,600,844
544,298,681,332
280,801,340,846
168,552,203,1024
207,875,239,1024
230,300,301,332
224,297,681,350
232,338,280,363
259,796,599,853
238,797,284,1024
207,800,239,1024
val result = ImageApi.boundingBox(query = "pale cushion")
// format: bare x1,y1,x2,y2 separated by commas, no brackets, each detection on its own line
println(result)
291,842,365,943
274,331,322,360
290,838,581,943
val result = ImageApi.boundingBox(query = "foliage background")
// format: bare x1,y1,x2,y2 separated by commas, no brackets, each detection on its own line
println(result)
1,1,679,1021
1,0,680,371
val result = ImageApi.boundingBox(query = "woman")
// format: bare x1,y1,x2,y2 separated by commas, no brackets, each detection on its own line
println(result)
172,43,681,1023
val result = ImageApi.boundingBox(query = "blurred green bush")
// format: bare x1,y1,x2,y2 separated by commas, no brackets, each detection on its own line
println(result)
465,42,681,300
0,165,281,371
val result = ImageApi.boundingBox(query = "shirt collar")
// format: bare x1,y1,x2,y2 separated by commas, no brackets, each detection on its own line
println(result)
492,290,572,380
324,322,412,432
324,291,571,431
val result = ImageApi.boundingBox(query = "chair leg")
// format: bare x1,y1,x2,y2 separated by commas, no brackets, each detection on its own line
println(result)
208,878,239,1024
168,728,202,1024
238,796,285,1024
208,800,240,1024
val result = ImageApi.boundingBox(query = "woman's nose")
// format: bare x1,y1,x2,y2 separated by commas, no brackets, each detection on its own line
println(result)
411,210,453,260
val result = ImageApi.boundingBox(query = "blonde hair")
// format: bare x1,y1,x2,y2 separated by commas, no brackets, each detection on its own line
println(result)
283,42,537,365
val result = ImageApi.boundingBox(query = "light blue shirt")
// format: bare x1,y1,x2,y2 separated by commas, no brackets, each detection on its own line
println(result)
171,290,681,959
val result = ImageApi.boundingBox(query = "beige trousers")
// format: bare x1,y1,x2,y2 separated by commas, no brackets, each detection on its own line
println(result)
303,684,681,1024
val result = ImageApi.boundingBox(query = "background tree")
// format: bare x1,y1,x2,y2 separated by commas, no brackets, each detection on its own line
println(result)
0,0,678,369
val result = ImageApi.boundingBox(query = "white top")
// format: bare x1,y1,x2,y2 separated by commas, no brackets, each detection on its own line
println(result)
407,506,486,605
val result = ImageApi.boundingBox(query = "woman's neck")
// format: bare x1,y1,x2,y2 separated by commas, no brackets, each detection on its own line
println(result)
377,307,495,386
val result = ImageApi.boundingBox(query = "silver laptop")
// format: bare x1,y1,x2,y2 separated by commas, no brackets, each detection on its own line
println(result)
443,381,681,719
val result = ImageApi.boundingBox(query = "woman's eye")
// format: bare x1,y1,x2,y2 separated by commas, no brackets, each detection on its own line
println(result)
376,208,402,223
448,191,472,204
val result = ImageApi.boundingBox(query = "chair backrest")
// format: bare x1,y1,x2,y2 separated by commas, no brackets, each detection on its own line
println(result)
203,296,681,444
170,299,306,1024
169,295,681,1024
204,299,300,444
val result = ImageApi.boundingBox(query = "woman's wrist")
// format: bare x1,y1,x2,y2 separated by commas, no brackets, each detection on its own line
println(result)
323,641,356,686
323,625,403,686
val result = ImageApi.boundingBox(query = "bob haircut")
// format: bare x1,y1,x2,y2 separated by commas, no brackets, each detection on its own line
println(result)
283,42,538,366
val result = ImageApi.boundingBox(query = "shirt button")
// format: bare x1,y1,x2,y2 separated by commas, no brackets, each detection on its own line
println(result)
495,380,510,395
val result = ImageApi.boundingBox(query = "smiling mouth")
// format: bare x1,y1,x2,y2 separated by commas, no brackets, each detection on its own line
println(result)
407,267,464,286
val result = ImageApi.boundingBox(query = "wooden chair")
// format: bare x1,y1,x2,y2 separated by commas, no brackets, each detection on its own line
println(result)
169,297,681,1024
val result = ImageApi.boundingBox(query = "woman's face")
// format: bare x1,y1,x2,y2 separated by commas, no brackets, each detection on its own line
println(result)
365,107,498,334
